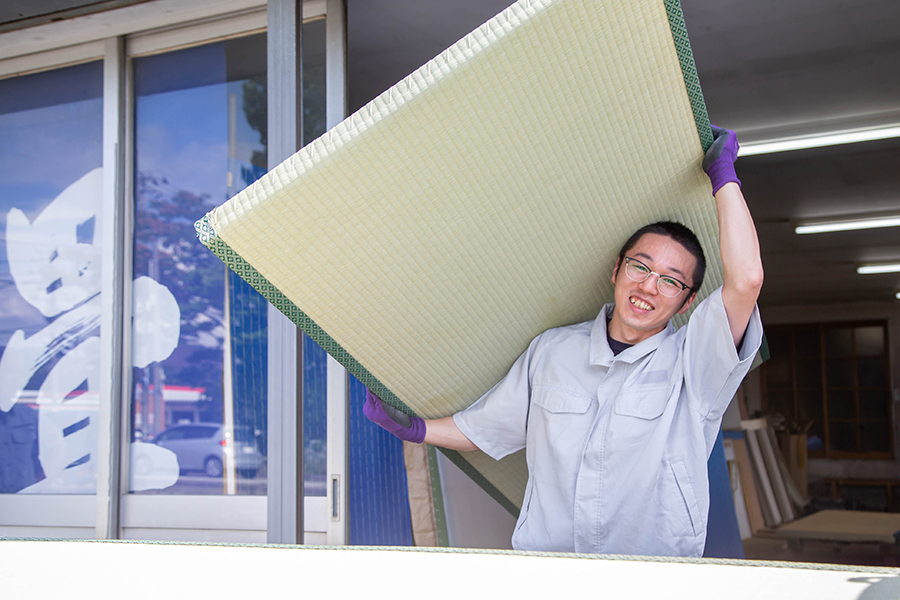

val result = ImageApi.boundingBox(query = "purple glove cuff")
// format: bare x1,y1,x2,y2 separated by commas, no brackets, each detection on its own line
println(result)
363,389,426,444
706,160,741,196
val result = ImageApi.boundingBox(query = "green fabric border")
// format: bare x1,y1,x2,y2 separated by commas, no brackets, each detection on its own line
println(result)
194,0,716,521
664,0,713,153
426,445,450,546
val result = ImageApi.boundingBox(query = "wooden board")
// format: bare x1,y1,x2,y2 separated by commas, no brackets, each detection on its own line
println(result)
776,510,900,545
745,426,782,526
731,436,766,533
759,427,795,521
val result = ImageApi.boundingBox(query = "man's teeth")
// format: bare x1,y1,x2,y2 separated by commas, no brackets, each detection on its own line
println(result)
630,297,653,311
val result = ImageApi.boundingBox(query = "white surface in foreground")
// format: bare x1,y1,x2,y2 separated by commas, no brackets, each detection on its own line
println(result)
2,541,899,599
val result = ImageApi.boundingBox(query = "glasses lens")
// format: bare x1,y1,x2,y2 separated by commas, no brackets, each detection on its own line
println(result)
625,259,686,297
625,259,650,282
657,277,683,297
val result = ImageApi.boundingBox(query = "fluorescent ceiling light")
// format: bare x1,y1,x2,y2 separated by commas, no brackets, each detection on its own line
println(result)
857,263,900,275
795,213,900,234
740,124,900,156
896,292,900,300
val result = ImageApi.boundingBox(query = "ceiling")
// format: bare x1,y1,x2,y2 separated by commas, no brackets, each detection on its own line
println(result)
2,0,899,309
346,0,900,309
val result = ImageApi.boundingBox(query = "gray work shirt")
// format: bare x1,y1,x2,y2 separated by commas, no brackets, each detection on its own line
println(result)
454,287,763,557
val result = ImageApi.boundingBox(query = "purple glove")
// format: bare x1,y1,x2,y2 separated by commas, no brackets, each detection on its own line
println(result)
363,389,426,444
702,125,741,195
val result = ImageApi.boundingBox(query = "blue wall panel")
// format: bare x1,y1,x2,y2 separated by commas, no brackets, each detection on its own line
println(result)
348,376,413,546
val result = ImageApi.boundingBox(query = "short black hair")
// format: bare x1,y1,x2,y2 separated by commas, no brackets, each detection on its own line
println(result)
615,221,706,292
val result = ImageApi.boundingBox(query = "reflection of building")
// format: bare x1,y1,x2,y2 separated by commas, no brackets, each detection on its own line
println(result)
133,385,209,435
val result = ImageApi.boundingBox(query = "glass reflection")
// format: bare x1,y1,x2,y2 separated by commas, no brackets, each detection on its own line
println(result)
0,62,103,494
129,19,328,496
130,35,269,495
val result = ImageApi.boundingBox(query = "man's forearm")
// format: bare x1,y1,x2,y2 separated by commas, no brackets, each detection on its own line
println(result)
423,416,479,452
716,181,764,345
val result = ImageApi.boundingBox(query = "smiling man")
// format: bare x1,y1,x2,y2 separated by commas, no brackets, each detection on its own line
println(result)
365,126,764,557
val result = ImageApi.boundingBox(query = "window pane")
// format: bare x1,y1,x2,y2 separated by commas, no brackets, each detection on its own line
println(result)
795,358,821,389
129,35,268,495
826,358,854,388
859,422,890,453
765,357,792,388
0,62,103,494
859,389,890,420
854,326,884,357
303,18,327,145
793,327,820,358
797,388,824,422
856,358,887,388
824,327,853,357
303,334,327,497
827,388,855,420
301,18,328,498
828,421,857,453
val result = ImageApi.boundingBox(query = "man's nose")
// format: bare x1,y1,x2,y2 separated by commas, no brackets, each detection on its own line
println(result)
639,273,660,295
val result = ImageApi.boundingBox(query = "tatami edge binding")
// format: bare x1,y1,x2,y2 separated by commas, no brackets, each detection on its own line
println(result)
664,0,713,152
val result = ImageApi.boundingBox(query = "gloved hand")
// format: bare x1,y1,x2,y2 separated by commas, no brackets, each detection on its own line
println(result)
702,125,741,195
363,389,426,444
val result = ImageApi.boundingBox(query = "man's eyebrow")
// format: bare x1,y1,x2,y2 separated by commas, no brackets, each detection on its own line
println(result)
632,252,689,279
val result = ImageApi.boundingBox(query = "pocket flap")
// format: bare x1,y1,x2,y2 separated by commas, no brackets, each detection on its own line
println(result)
532,387,593,414
614,386,669,419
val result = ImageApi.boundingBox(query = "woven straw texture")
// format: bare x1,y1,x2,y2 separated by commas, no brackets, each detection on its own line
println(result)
198,0,717,512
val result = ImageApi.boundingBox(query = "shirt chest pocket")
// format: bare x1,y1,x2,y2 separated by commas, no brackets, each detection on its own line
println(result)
614,384,670,420
530,387,595,441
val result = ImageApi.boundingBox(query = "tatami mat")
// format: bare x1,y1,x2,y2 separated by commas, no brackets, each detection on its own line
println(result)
197,0,718,512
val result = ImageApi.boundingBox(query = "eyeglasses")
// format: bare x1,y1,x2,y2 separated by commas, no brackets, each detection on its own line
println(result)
623,257,692,297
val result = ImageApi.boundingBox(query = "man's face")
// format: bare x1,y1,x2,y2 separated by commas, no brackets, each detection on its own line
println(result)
609,233,698,345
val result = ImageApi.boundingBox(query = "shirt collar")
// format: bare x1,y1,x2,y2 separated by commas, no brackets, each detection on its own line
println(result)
589,303,676,366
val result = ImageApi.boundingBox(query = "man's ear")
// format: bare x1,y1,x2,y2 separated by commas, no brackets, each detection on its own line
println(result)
678,291,698,314
611,258,621,285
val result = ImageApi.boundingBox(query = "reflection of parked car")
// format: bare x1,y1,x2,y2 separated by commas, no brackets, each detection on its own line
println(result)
152,423,264,478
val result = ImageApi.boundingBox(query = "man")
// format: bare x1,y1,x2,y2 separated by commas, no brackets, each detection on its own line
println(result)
365,126,764,557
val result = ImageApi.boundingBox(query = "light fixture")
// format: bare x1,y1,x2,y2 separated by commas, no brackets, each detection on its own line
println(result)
739,124,900,156
795,213,900,235
896,292,900,300
857,263,900,275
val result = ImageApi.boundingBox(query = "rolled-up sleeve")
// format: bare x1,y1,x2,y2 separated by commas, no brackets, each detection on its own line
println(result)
682,287,763,421
453,336,542,460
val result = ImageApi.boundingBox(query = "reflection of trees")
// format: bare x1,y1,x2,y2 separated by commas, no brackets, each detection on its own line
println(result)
229,272,268,455
241,51,327,165
134,172,224,414
242,76,267,170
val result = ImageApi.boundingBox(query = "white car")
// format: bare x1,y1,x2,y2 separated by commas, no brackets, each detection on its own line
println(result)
152,423,264,478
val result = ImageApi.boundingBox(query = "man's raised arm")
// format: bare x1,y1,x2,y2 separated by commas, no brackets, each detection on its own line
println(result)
703,126,764,347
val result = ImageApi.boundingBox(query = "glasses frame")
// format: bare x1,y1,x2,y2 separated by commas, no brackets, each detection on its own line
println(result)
622,257,692,297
